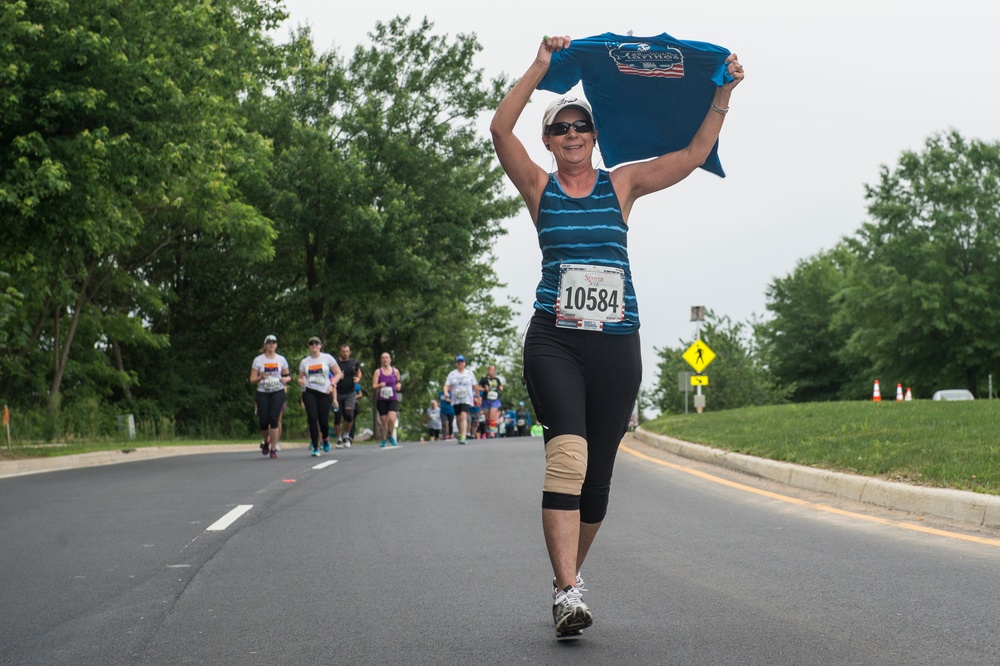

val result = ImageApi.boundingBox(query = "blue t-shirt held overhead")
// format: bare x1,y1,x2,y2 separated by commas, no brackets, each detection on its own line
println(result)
538,32,733,177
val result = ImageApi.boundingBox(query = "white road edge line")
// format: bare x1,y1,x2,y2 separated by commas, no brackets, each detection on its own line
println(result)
206,504,253,532
312,460,338,469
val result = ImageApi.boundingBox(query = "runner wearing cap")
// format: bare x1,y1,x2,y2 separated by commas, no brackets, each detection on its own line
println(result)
298,336,342,456
490,34,743,638
250,334,291,458
442,355,477,445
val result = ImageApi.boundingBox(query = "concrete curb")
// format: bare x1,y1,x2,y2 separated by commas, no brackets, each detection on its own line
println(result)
632,427,1000,529
0,444,276,479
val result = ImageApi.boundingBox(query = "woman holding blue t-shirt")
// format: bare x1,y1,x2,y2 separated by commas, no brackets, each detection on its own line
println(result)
490,34,743,638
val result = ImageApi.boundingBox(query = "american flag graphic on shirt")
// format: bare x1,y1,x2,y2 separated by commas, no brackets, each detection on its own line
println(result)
608,42,685,79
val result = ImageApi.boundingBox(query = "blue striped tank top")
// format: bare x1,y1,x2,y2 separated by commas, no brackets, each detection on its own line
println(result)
533,169,639,334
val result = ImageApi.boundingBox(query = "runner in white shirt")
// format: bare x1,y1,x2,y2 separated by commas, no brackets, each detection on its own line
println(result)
250,334,291,458
297,336,343,456
443,355,477,445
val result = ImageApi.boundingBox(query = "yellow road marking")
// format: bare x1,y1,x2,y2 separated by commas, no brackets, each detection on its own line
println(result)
620,443,1000,549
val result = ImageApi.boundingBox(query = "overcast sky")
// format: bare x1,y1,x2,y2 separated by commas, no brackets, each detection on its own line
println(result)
276,0,997,390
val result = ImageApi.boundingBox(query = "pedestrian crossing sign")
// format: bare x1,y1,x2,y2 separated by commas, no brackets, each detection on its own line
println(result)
682,340,715,373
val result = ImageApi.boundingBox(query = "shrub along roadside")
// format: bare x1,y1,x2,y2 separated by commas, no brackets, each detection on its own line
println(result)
641,400,1000,495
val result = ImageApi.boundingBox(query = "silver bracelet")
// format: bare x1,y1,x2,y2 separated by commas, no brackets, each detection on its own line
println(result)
711,103,729,115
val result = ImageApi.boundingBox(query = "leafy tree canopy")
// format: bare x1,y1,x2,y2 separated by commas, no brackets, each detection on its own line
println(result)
757,130,1000,401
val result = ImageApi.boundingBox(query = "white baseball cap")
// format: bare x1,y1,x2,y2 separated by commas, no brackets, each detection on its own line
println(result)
542,97,594,133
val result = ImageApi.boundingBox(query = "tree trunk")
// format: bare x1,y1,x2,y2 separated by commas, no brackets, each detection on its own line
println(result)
111,339,133,401
48,276,90,422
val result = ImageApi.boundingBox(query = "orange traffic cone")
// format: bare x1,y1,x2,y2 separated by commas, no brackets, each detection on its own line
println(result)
896,383,903,401
872,379,881,402
905,387,912,401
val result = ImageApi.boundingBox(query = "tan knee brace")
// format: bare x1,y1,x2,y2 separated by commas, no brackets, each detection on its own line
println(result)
543,434,588,495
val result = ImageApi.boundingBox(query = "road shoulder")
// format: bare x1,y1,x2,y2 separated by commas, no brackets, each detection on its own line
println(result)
628,428,1000,535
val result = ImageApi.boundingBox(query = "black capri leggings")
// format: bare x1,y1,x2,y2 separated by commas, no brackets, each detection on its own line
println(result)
302,389,333,445
523,311,642,524
256,390,285,431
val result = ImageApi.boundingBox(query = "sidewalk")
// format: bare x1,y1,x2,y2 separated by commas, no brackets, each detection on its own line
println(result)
0,444,274,479
632,427,1000,530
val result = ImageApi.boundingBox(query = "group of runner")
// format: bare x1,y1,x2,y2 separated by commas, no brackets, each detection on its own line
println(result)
249,336,362,458
253,337,532,452
436,355,532,444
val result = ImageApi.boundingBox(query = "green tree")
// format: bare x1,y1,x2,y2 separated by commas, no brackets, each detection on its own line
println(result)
650,341,690,415
837,131,1000,397
757,244,854,402
0,11,530,441
335,17,520,370
0,0,286,432
251,17,522,434
652,312,786,414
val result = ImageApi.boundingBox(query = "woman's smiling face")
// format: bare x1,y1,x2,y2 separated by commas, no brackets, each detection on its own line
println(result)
546,108,596,161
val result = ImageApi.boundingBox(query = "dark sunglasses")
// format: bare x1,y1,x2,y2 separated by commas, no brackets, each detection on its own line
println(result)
545,120,594,136
309,341,321,346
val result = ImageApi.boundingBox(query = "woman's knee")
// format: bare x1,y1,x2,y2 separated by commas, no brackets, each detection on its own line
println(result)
543,434,588,495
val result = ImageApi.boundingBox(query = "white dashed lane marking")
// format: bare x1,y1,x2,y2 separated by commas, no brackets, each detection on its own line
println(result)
204,461,339,532
206,504,253,532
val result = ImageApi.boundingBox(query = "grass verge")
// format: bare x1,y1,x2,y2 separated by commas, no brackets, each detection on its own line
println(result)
641,400,1000,495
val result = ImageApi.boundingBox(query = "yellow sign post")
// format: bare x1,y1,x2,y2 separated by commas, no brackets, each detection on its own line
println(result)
682,340,715,413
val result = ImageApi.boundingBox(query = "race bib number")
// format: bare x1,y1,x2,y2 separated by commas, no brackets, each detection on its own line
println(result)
308,374,326,387
261,377,281,391
516,419,526,426
379,386,394,400
486,390,498,401
555,264,625,331
453,386,468,400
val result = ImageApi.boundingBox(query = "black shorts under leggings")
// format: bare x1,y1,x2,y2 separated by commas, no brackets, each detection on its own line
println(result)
256,390,285,431
333,392,356,424
302,389,333,445
523,311,642,524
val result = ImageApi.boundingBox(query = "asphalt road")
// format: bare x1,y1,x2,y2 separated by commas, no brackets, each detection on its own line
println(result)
3,436,1000,665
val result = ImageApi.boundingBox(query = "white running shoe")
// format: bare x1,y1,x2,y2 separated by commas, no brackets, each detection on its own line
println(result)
552,585,592,636
343,438,351,448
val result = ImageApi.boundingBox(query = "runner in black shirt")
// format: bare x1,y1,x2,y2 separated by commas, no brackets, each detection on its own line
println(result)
333,344,363,448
